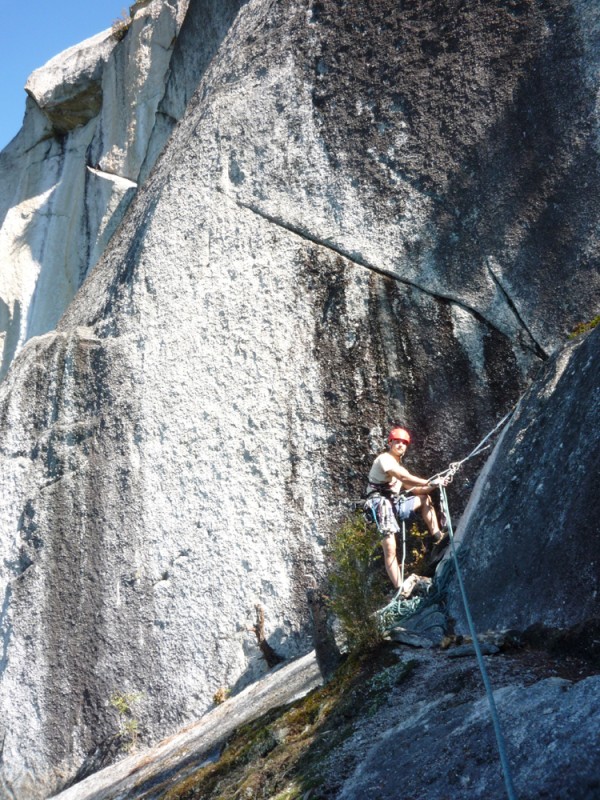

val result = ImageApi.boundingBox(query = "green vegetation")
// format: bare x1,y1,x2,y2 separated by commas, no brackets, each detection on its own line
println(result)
146,515,431,797
326,513,428,652
111,9,132,41
569,315,600,339
326,512,388,652
163,646,416,800
151,515,430,797
366,660,417,715
404,521,429,575
213,687,231,705
110,691,143,752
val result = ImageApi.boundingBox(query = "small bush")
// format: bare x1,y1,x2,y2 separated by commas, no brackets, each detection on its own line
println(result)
112,9,132,41
405,521,429,573
213,687,231,705
110,691,143,752
569,315,600,338
327,512,388,653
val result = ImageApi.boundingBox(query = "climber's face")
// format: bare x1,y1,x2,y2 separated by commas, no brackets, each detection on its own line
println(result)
390,439,407,458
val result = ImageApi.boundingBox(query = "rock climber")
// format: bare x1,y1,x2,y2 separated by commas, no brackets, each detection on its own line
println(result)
364,426,449,592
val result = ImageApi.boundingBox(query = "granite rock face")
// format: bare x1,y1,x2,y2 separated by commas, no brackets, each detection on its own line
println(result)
49,647,600,800
0,0,249,380
0,0,599,797
24,30,116,134
444,323,600,633
335,663,600,800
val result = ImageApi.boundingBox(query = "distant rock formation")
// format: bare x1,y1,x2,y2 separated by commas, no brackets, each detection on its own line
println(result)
0,0,248,379
0,0,598,797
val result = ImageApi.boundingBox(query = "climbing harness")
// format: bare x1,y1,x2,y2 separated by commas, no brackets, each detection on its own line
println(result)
365,494,409,587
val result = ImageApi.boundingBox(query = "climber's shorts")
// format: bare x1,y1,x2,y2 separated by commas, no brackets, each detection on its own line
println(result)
363,494,420,538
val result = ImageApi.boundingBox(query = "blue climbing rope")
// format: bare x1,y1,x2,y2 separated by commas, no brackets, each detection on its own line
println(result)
440,484,518,800
433,406,516,485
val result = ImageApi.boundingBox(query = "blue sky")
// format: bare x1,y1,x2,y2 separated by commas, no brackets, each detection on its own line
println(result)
0,0,125,150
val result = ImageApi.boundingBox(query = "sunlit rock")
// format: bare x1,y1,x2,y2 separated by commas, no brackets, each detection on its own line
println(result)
0,0,599,797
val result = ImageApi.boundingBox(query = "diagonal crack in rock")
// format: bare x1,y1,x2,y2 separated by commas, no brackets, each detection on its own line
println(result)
485,259,548,359
225,191,549,360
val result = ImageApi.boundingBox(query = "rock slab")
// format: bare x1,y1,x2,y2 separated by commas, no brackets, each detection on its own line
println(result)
443,324,600,634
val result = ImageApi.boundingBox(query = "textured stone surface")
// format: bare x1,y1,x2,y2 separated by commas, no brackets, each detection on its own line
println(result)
0,0,244,379
50,647,600,800
52,652,322,800
335,655,600,800
0,0,599,796
446,642,500,658
25,30,117,133
443,324,600,634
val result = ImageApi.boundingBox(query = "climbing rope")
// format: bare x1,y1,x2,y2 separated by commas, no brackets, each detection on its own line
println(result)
374,406,519,643
388,408,517,613
375,592,425,631
432,405,517,485
439,484,518,800
379,408,520,797
400,518,406,587
430,408,519,798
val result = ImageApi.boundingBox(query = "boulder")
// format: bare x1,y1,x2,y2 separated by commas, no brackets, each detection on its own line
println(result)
25,30,117,134
335,667,600,800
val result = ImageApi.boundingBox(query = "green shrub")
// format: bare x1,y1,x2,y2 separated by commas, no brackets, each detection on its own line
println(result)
213,687,231,705
405,521,429,573
327,512,388,653
110,691,143,752
111,9,132,41
569,315,600,338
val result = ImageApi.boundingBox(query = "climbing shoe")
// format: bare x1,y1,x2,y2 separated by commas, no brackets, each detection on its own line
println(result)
432,531,449,546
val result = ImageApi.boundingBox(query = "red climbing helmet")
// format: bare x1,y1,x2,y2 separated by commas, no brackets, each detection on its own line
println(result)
388,427,411,444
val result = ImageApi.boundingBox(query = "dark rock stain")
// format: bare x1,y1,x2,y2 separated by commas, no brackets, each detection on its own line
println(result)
295,244,529,536
1,332,161,774
297,0,600,345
